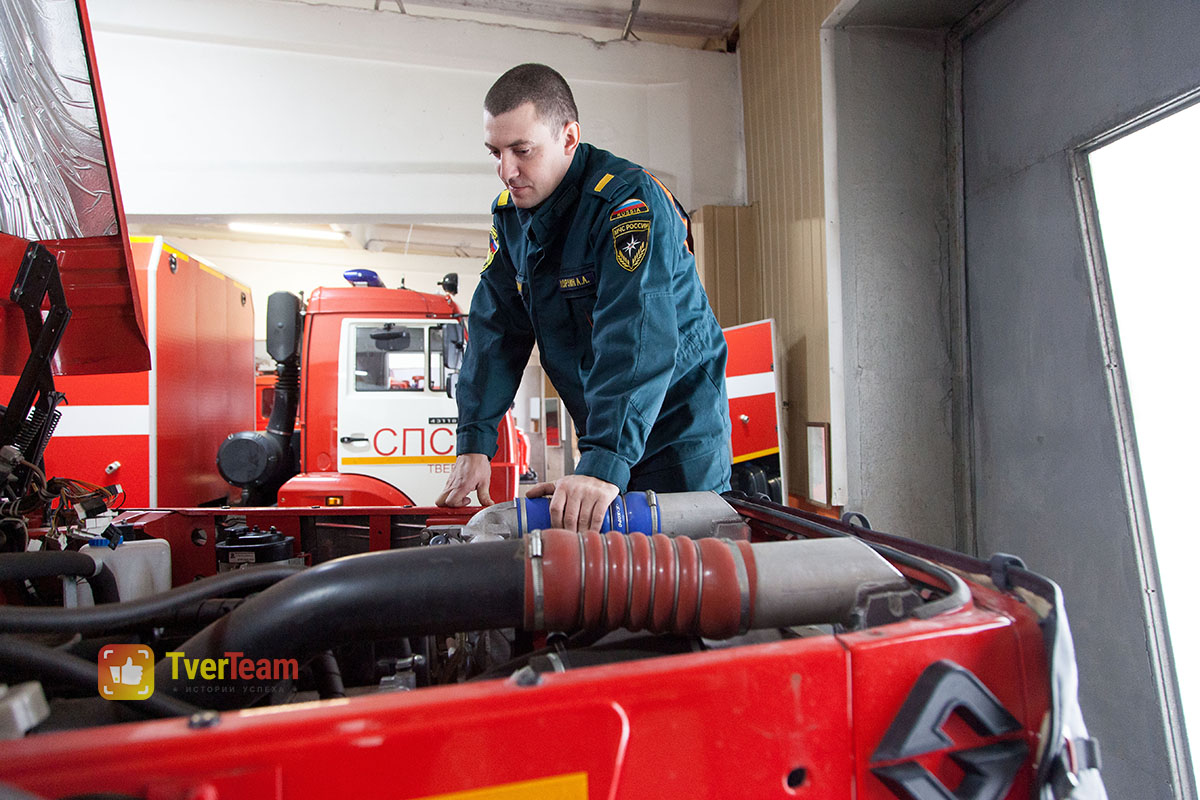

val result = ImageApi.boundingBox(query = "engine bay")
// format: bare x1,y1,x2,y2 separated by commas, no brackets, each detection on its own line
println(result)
0,491,962,733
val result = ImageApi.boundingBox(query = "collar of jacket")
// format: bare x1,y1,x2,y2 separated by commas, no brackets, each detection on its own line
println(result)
520,143,592,247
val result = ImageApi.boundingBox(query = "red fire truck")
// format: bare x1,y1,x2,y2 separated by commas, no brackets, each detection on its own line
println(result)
216,272,519,508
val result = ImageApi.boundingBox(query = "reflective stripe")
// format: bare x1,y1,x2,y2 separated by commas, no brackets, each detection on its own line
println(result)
342,456,456,465
54,405,151,437
644,171,688,229
733,446,780,464
726,372,775,399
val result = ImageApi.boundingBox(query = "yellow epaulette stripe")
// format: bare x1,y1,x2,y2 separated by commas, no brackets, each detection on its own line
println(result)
497,190,510,207
593,174,615,193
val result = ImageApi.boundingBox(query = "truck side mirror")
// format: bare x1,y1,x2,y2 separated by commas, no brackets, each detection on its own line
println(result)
266,292,302,363
442,322,464,398
443,322,464,371
439,272,459,296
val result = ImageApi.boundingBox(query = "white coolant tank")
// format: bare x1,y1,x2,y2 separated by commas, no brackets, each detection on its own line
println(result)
63,539,172,607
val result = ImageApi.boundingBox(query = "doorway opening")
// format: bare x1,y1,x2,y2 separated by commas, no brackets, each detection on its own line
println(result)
1087,97,1200,788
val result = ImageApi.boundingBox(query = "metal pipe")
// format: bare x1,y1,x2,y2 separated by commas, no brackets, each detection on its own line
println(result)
462,490,749,542
621,0,641,39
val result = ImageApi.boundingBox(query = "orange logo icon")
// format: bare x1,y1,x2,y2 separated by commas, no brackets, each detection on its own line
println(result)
98,644,155,700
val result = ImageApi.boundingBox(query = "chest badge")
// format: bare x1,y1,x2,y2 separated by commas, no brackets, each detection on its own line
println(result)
612,219,651,272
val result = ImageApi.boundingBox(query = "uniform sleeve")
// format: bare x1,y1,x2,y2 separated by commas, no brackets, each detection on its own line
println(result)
455,220,534,458
574,187,685,489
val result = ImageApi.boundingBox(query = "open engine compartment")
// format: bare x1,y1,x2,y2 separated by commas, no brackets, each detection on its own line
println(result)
0,491,1102,799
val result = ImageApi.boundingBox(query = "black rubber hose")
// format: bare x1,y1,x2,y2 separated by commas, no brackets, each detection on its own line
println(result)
0,564,301,634
160,540,525,708
310,651,345,699
0,551,120,604
88,564,120,605
0,635,198,719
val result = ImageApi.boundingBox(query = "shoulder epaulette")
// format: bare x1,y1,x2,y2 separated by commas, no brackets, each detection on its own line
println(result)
492,190,514,212
585,169,635,202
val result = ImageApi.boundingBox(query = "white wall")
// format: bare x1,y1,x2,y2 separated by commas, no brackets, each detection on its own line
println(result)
87,0,745,223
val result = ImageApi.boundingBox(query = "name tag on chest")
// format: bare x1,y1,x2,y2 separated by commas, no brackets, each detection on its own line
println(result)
558,271,596,296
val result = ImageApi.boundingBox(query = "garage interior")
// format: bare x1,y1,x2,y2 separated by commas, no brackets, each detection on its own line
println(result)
1,0,1197,796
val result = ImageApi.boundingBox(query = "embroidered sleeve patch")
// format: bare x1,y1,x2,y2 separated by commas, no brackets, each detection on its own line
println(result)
610,198,649,221
482,225,499,273
612,219,651,272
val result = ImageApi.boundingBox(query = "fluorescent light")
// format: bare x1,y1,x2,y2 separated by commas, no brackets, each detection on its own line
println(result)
228,222,348,242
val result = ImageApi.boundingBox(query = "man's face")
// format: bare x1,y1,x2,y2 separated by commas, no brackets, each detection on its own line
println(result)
484,101,580,209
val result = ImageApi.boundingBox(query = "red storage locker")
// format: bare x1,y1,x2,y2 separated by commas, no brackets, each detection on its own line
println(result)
0,237,254,507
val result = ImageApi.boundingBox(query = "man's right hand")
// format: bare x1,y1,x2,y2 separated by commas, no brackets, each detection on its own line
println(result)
435,453,493,508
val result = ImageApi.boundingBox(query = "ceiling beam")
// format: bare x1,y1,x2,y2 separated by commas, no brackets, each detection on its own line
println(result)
404,0,736,39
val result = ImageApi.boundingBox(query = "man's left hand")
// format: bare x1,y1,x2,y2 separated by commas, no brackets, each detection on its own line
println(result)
525,475,619,533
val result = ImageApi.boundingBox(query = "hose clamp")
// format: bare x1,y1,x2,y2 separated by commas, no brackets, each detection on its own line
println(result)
646,490,661,533
528,530,545,631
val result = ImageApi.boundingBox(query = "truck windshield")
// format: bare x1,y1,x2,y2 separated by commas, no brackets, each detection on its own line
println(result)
354,325,427,392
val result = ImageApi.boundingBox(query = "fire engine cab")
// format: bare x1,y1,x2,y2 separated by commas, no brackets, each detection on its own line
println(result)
216,269,519,508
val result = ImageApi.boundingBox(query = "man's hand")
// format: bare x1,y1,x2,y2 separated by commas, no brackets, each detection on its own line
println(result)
435,453,493,508
526,474,619,532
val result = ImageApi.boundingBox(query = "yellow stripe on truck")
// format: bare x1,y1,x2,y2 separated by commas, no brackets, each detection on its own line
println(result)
413,773,588,800
732,446,780,464
342,456,457,466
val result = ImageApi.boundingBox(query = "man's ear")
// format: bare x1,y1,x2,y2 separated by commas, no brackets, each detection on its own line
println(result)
562,121,581,156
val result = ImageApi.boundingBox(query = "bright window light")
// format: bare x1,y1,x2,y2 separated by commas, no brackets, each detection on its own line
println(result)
228,222,348,242
1089,98,1200,788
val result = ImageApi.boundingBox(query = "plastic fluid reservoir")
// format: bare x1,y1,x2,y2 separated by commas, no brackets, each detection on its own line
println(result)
462,491,749,541
65,538,172,607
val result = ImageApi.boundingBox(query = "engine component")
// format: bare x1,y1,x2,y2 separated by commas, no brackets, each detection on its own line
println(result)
65,538,170,606
461,490,749,541
217,291,302,505
216,526,295,572
0,682,48,739
160,529,912,709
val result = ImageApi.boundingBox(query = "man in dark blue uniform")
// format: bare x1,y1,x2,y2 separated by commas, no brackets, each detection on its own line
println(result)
436,63,731,531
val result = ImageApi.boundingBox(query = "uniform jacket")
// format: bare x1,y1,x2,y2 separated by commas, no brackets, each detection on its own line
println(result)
455,143,731,493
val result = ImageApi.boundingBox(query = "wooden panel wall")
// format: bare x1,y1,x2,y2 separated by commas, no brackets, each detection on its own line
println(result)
695,204,763,328
738,0,840,494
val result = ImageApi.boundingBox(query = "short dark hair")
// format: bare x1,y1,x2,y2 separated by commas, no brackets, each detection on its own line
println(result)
485,63,578,134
